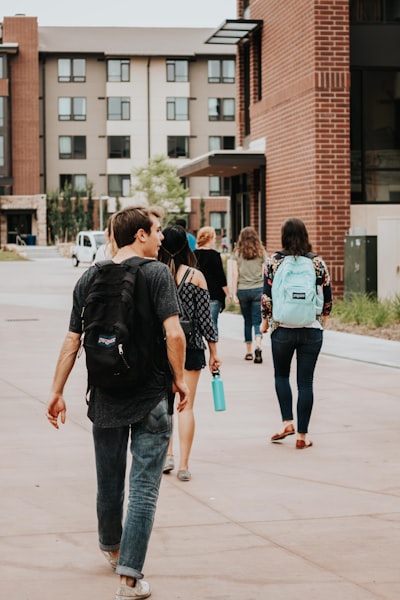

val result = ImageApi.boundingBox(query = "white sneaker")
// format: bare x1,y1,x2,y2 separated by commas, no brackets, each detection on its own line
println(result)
115,580,151,599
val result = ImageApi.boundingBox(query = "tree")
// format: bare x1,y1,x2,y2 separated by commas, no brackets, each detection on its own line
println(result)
75,192,88,232
200,197,206,227
131,155,189,225
46,190,63,244
86,182,94,230
61,183,77,242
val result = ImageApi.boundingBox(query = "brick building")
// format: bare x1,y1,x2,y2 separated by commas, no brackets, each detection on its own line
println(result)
179,0,400,296
0,16,236,245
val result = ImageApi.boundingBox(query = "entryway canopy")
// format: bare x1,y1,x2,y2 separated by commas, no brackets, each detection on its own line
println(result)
176,150,265,178
205,19,263,45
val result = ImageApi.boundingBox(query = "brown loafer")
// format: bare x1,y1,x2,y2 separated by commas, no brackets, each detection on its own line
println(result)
271,424,295,442
296,439,313,449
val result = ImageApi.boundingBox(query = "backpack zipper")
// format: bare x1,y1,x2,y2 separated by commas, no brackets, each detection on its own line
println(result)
118,344,130,370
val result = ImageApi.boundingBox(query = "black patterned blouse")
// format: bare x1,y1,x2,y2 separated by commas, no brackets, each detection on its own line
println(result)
261,251,333,329
179,278,218,349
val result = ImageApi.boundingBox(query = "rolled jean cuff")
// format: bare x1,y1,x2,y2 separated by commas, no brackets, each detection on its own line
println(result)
116,566,143,580
99,542,120,552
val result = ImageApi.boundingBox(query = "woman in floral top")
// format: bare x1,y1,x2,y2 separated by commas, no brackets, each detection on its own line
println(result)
159,225,221,481
261,218,332,449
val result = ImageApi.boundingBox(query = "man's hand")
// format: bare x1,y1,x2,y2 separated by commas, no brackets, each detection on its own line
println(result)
172,380,190,412
46,393,66,429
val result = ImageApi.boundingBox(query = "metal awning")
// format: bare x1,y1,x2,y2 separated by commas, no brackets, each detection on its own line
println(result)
177,150,265,178
205,19,262,45
0,42,19,55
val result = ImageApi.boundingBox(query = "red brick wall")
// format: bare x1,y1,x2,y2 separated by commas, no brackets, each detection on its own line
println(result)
3,17,40,195
238,0,350,295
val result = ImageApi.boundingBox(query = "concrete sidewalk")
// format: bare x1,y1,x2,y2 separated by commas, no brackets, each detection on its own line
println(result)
1,259,400,600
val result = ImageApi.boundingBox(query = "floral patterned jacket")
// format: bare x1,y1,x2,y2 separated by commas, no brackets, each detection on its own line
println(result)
261,251,333,330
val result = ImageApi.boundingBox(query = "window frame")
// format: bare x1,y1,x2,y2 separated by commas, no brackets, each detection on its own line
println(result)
107,97,131,121
59,173,87,192
107,59,130,82
166,97,189,121
208,98,235,122
58,97,86,121
107,135,131,159
166,59,189,82
167,135,189,158
208,59,235,83
108,174,131,197
351,67,400,204
208,136,235,151
58,58,86,83
59,135,86,159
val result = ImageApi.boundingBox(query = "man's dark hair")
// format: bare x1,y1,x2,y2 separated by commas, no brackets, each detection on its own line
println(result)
111,205,161,248
281,217,312,256
175,218,187,230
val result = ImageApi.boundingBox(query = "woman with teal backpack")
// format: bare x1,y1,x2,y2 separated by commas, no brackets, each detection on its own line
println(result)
261,218,332,449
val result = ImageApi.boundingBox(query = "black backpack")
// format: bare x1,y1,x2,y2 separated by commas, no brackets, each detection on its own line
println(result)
81,257,160,391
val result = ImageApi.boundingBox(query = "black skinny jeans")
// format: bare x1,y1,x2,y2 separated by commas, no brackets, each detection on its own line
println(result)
271,326,323,434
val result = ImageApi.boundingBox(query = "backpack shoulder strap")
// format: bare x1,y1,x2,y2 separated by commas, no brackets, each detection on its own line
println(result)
177,267,193,294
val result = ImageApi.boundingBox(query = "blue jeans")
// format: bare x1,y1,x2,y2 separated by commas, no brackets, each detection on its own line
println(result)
93,396,171,580
237,287,263,343
210,299,222,335
271,327,323,433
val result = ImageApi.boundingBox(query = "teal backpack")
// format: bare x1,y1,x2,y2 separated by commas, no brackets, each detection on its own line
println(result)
272,253,323,326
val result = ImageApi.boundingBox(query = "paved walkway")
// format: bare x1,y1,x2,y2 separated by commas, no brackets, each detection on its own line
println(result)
1,258,399,600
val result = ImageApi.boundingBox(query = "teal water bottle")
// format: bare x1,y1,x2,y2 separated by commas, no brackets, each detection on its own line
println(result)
212,370,226,411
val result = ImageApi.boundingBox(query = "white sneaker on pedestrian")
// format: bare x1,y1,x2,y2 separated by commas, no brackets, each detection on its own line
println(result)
115,580,151,599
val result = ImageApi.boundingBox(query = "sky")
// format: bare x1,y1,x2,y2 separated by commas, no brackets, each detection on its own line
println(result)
1,0,237,28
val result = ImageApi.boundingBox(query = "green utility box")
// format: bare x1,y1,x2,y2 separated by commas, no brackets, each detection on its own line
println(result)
344,235,377,297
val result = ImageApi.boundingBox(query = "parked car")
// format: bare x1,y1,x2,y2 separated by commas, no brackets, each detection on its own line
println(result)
71,230,105,267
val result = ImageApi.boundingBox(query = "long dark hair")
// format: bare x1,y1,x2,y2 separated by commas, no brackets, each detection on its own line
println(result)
281,218,312,256
158,225,197,278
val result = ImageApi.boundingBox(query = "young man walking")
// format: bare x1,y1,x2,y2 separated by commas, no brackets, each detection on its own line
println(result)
46,206,189,599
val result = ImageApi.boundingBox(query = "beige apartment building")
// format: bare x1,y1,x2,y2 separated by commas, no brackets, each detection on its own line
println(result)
0,15,236,244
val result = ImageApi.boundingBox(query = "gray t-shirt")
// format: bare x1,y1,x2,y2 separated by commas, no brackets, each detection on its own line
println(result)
69,258,180,427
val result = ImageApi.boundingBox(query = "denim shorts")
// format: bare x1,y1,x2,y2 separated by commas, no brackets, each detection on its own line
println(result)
185,348,206,371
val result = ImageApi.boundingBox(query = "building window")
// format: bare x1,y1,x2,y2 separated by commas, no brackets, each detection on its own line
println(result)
209,211,226,235
60,174,87,192
351,69,400,203
208,59,235,83
58,97,86,121
0,56,4,79
167,97,189,120
209,176,231,196
166,59,189,82
107,59,130,82
350,0,400,22
108,174,131,196
208,98,235,121
0,97,4,127
209,136,235,151
167,136,189,158
59,136,86,159
107,97,130,120
108,136,131,158
0,135,4,167
58,58,86,82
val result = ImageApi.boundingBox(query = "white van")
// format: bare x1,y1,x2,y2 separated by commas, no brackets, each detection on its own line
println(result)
71,230,105,267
